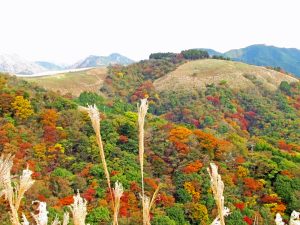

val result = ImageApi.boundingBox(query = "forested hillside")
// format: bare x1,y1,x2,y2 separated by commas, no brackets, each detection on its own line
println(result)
0,52,300,224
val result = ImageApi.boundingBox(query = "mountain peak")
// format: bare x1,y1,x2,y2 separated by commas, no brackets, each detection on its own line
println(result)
224,45,300,77
0,53,46,75
71,53,134,69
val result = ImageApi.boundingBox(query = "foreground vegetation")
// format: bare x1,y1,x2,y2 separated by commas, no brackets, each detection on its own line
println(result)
0,51,300,224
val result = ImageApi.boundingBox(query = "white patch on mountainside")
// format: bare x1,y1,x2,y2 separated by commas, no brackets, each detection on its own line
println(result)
0,53,46,75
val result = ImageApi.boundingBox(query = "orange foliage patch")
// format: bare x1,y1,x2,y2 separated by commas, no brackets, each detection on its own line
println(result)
280,170,294,178
193,130,231,159
182,160,203,174
157,192,175,207
235,156,245,164
169,126,192,143
271,203,286,213
59,195,74,206
243,178,263,192
144,177,158,190
169,126,193,154
261,194,280,204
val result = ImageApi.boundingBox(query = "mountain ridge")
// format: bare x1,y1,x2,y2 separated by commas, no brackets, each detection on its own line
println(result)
154,59,298,93
70,53,134,69
198,44,300,77
0,53,134,75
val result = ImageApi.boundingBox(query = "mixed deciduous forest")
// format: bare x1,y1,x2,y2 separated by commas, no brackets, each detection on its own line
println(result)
0,51,300,224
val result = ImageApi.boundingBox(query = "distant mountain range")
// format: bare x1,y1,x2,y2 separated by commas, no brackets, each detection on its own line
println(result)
0,54,47,75
1,45,300,77
70,53,134,69
200,44,300,77
35,61,65,71
0,53,134,75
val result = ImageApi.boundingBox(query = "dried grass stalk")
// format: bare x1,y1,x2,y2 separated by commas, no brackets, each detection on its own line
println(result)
253,214,259,225
62,212,70,225
50,216,60,225
0,154,14,196
140,183,160,225
31,201,49,225
138,98,149,224
0,154,35,225
141,195,150,225
207,163,226,225
86,105,115,211
87,105,111,191
289,211,300,225
16,167,35,210
275,213,285,225
69,192,88,225
149,184,160,212
21,214,30,225
113,181,124,225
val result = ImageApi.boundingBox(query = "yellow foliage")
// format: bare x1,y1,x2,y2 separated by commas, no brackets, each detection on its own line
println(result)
184,182,200,201
54,143,65,154
3,143,19,155
186,203,209,224
11,96,34,119
237,166,249,178
33,143,47,160
116,72,124,78
222,174,235,187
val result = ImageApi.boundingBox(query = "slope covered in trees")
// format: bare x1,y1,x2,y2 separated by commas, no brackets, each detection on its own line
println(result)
0,52,300,224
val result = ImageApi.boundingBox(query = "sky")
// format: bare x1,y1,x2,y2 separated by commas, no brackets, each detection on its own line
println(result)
0,0,299,64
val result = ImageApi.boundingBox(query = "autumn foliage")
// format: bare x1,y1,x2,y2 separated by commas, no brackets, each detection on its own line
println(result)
182,160,203,174
11,96,34,119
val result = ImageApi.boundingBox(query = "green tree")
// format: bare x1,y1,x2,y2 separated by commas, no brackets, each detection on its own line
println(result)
279,81,291,95
86,207,110,225
152,215,176,225
166,204,188,225
181,49,209,60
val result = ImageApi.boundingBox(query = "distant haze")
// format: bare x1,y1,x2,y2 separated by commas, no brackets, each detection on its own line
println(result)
0,0,300,63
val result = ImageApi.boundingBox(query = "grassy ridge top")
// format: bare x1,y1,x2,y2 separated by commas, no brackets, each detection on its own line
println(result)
23,67,107,96
154,59,298,92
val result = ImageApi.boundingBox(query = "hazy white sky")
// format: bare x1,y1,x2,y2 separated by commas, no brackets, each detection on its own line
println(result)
0,0,299,63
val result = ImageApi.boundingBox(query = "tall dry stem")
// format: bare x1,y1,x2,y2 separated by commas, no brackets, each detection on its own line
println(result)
113,181,124,225
140,185,160,225
62,212,70,225
0,154,14,196
86,104,124,225
31,201,49,225
86,105,115,206
138,98,149,225
207,163,226,225
21,213,29,225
